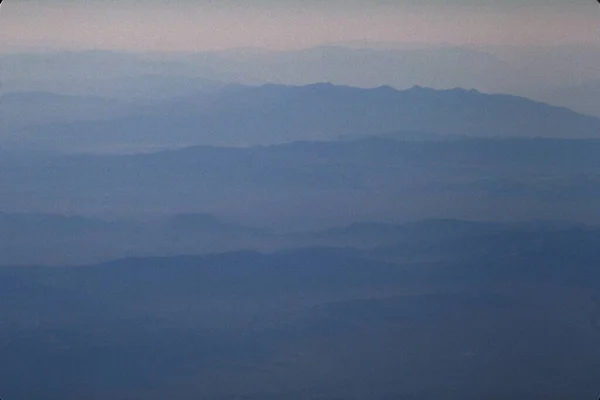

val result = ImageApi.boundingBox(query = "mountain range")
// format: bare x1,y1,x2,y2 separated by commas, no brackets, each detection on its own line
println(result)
2,135,600,254
5,45,600,117
5,83,600,153
3,45,600,400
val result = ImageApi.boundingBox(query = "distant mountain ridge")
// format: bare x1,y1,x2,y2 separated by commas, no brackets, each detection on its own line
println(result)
7,83,600,153
4,136,600,230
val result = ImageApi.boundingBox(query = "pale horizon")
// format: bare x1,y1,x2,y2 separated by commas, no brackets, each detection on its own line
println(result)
1,1,600,53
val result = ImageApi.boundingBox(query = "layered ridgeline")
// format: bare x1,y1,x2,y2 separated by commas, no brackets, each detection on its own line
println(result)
3,46,600,116
0,211,589,266
3,54,600,400
3,83,600,152
2,136,600,231
1,221,600,400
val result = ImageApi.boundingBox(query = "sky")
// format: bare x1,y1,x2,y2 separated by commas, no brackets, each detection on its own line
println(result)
1,1,600,52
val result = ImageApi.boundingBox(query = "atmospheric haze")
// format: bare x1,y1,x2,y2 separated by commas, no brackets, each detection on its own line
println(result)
2,2,600,400
1,1,600,51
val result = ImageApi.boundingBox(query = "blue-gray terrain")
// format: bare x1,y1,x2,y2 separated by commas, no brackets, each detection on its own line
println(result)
2,48,600,400
1,221,600,399
3,83,600,152
1,135,600,237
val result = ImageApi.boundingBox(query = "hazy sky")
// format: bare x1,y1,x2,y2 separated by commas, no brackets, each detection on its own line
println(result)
1,1,600,52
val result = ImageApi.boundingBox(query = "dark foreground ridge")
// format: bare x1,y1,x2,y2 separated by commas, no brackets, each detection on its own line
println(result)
1,221,599,399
